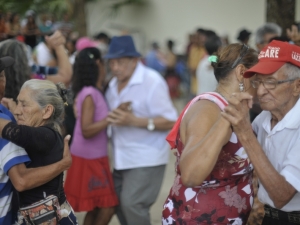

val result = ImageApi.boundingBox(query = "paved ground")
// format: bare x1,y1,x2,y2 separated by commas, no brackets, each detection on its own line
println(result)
75,98,187,225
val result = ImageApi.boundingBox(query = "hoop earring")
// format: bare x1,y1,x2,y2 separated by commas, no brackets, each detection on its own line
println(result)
239,82,245,92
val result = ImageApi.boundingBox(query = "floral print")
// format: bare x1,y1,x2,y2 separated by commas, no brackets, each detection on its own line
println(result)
172,176,182,196
162,93,254,225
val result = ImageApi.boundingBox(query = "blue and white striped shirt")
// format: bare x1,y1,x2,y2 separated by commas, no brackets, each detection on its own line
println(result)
0,112,30,224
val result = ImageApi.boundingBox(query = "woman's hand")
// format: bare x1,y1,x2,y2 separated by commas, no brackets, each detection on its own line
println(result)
1,97,17,112
61,135,72,170
45,30,66,50
221,92,253,136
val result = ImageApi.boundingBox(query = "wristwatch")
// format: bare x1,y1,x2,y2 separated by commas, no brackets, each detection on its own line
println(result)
147,119,155,131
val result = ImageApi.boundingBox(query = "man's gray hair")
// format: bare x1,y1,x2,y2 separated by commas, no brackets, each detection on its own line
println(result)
283,63,300,80
255,23,282,44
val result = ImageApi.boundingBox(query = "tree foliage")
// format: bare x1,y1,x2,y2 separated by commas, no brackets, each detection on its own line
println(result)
0,0,148,35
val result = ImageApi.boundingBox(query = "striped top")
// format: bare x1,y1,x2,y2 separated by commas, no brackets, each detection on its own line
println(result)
0,111,30,224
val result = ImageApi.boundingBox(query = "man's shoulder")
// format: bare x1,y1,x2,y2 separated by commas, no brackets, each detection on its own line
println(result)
143,65,165,83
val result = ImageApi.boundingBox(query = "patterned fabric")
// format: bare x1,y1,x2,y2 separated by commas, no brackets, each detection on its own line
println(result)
162,93,254,225
16,200,78,225
18,195,60,224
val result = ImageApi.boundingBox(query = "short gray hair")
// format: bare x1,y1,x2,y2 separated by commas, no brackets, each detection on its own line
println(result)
255,23,282,44
283,63,300,79
21,79,68,131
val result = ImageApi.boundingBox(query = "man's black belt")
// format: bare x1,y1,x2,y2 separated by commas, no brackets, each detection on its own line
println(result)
264,205,300,224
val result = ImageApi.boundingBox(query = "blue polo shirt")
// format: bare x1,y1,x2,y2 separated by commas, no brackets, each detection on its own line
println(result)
0,105,30,224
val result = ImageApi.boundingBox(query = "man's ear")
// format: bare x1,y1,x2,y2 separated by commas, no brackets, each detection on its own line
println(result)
42,104,54,120
293,78,300,97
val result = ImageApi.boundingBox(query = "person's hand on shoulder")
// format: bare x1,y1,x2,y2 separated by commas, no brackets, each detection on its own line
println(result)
1,97,17,112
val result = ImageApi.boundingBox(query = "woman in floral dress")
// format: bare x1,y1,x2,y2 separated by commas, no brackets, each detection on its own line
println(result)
162,43,259,225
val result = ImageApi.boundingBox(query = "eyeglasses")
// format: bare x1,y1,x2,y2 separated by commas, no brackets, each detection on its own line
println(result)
231,44,249,69
251,78,297,90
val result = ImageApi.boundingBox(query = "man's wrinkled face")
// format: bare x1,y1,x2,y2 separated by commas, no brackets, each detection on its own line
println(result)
255,67,297,113
108,57,138,83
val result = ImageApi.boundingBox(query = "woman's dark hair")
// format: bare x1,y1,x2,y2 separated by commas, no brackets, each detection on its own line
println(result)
71,47,102,97
211,43,258,82
167,40,174,51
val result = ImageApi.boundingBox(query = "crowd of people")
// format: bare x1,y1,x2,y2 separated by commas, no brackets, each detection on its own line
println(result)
0,8,299,225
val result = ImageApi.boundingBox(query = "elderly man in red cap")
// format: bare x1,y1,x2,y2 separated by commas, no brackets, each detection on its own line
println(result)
222,40,300,225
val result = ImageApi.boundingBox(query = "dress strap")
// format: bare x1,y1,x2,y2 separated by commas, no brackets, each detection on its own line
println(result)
166,92,228,149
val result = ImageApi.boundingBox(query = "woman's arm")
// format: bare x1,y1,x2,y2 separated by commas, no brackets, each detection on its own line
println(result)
45,31,72,87
2,121,57,154
179,100,232,187
8,135,72,192
81,95,109,139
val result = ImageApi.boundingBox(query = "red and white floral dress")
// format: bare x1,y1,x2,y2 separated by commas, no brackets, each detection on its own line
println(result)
162,92,254,225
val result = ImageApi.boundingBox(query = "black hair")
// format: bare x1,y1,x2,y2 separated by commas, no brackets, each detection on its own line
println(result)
71,47,102,97
204,30,217,39
205,35,222,55
94,32,109,41
196,28,206,34
167,40,174,51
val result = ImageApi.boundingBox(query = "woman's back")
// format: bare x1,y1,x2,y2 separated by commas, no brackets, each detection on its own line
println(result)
71,86,108,159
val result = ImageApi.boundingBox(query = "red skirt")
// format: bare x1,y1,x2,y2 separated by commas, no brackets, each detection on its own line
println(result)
64,155,118,212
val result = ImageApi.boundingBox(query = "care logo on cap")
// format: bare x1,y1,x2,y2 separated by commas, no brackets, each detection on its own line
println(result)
258,46,280,59
292,51,300,62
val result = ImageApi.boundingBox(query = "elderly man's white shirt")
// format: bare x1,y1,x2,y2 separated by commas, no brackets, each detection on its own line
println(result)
105,62,177,170
252,98,300,212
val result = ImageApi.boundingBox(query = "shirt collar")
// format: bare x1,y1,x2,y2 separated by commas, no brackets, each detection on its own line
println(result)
263,98,300,133
109,61,145,88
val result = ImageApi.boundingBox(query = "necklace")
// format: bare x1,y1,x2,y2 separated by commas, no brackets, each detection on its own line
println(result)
215,86,230,101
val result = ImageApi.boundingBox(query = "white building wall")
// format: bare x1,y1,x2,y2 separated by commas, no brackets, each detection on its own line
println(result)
86,0,297,55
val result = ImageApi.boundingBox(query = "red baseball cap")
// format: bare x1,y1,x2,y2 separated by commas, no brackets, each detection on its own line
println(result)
244,40,300,78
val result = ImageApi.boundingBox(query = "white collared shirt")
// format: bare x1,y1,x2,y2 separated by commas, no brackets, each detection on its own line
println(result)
252,98,300,212
105,61,178,170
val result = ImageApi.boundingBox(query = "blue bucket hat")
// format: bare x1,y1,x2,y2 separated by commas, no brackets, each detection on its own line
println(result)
104,35,141,59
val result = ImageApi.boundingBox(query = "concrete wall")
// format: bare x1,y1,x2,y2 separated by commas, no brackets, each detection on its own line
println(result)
86,0,298,55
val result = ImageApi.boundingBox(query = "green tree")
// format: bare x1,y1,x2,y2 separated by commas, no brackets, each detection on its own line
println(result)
0,0,148,36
